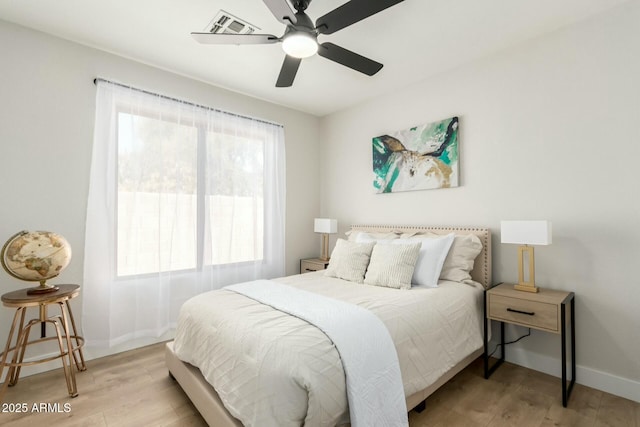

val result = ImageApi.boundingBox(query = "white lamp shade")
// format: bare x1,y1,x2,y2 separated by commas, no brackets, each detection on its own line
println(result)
314,218,337,234
501,220,552,245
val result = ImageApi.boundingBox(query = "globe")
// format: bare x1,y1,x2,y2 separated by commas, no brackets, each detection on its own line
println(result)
1,230,72,294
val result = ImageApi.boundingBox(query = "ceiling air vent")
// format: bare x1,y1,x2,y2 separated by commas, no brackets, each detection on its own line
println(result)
205,10,260,35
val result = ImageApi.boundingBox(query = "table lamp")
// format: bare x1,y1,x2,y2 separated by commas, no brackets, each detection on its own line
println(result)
314,218,337,261
501,220,552,293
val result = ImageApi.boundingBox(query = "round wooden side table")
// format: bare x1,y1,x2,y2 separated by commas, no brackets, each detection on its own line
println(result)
0,284,86,402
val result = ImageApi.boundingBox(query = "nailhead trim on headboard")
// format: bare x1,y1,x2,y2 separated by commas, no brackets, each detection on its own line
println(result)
350,225,492,289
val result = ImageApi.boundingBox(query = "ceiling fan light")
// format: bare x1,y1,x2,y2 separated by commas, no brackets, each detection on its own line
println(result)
282,33,318,58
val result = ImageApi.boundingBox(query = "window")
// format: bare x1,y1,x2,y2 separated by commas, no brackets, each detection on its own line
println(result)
117,113,198,275
83,80,285,346
116,112,266,276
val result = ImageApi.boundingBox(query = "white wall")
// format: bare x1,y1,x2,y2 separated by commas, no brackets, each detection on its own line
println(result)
319,1,640,401
0,20,321,368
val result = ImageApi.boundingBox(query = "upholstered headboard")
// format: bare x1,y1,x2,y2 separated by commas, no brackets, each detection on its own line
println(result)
350,225,492,289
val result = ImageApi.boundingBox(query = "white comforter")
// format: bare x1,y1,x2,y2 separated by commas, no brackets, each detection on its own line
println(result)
227,280,407,427
173,272,484,427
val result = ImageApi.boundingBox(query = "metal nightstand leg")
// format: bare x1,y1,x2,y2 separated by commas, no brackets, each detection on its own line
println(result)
561,295,576,407
484,290,505,379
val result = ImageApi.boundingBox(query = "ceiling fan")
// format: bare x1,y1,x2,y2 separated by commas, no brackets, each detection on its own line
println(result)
191,0,405,87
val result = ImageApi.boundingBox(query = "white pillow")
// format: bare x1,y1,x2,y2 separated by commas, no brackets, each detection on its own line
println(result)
363,242,421,290
348,230,399,242
324,239,375,283
440,234,483,283
353,232,396,244
392,233,455,287
398,232,483,284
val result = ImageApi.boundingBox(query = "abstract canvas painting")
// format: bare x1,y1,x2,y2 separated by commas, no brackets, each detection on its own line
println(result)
372,116,459,193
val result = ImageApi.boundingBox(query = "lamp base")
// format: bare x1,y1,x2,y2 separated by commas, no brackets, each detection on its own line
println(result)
320,234,330,262
514,283,539,293
514,245,538,293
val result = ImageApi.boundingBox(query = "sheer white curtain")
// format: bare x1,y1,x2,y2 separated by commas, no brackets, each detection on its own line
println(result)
83,80,285,347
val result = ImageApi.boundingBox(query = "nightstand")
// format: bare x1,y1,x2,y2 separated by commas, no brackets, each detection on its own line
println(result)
300,258,329,274
484,283,575,407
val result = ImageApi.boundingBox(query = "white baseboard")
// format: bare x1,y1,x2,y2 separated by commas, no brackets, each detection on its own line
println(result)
502,347,640,403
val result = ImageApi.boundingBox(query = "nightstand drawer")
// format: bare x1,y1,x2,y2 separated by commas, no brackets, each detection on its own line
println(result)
300,259,329,273
488,294,558,332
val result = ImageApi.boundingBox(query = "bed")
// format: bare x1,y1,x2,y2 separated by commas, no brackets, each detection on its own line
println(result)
166,225,492,426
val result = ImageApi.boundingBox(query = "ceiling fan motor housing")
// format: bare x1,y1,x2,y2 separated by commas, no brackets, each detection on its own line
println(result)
289,11,315,34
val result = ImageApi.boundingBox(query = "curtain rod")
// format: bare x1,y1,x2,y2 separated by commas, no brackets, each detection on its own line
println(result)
93,78,283,128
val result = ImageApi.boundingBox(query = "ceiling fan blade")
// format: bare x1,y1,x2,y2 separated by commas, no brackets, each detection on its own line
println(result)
262,0,298,25
276,55,302,87
316,0,404,35
318,42,383,76
191,33,280,45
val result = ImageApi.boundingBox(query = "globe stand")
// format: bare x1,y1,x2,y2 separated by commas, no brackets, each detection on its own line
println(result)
26,281,60,295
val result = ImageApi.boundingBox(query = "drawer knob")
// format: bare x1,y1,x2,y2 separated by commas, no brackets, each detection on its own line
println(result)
507,308,535,316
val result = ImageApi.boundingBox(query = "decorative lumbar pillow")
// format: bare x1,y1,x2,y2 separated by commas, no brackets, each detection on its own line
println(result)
393,233,455,288
363,242,421,290
325,239,375,283
440,234,483,283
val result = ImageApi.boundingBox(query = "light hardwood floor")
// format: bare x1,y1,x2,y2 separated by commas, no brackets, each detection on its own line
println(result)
1,342,638,426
